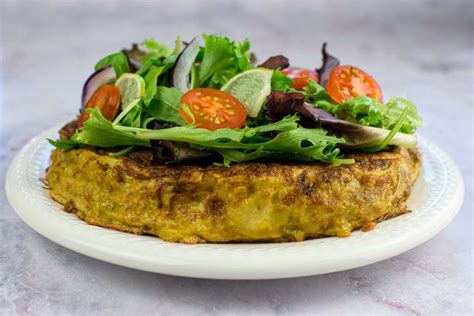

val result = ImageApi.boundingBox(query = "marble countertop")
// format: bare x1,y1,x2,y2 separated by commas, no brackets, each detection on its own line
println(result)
1,0,472,314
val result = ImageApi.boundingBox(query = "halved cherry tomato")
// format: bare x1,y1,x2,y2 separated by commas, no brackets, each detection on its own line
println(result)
179,88,247,131
78,84,121,126
281,68,319,90
327,65,383,104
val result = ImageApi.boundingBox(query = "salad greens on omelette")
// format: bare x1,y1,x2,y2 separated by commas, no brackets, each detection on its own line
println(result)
50,34,422,166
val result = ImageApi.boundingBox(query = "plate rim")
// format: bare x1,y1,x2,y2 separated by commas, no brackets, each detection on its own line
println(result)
5,125,465,280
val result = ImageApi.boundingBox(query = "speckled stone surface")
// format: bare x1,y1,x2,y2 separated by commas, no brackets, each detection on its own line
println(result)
1,0,472,315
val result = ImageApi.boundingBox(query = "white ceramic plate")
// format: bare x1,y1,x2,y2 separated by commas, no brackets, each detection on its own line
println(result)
6,125,464,280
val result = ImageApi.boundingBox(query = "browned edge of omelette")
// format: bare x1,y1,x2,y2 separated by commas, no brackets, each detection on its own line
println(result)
45,134,421,243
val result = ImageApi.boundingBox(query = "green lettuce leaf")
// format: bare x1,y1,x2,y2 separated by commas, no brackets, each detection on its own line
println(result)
95,52,129,77
134,115,345,164
146,87,186,125
137,38,183,106
271,69,293,92
72,109,150,148
71,110,345,165
300,80,422,134
336,96,423,134
301,79,338,113
121,102,143,128
193,34,251,88
128,36,182,74
142,65,168,106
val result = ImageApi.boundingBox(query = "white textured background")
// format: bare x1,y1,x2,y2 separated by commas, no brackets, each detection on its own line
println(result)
1,0,473,315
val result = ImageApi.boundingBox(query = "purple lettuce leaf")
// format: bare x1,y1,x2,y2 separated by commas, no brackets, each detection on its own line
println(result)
316,43,340,87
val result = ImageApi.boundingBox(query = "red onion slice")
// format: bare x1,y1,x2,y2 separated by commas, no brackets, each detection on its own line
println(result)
81,65,117,108
171,37,200,92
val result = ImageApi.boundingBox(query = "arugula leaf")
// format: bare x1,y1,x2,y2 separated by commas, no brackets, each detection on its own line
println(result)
146,87,186,125
335,96,382,125
138,38,183,105
142,65,167,105
72,109,150,148
126,36,182,74
244,115,299,135
113,98,141,125
170,35,183,56
193,34,251,88
141,36,182,59
271,69,293,92
133,115,299,146
214,127,354,166
95,52,130,77
301,79,338,113
121,102,142,128
133,115,344,164
72,111,344,164
382,97,423,134
142,38,170,57
300,80,422,134
136,54,163,77
48,138,81,149
214,147,353,167
213,148,267,166
336,96,422,134
364,107,410,152
109,146,136,158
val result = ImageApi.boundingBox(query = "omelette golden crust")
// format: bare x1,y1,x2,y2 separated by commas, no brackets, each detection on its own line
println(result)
45,144,421,243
